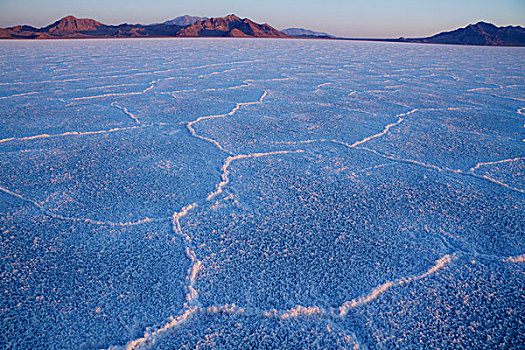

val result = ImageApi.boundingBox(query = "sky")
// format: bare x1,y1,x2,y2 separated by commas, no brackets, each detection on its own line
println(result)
0,0,524,38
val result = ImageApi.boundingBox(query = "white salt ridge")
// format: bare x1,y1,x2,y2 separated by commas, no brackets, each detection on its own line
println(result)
359,146,525,194
198,68,236,79
467,87,493,92
171,203,197,242
270,105,525,195
206,150,304,201
142,80,158,93
272,105,524,195
506,254,525,263
171,203,201,303
184,60,263,71
168,74,291,96
168,89,197,96
0,185,166,227
0,124,167,144
470,157,525,172
518,108,525,142
67,77,162,100
470,174,525,194
249,254,453,319
121,254,450,350
465,81,505,92
338,254,452,315
276,107,462,149
0,59,263,89
363,89,400,93
267,305,326,319
71,91,144,100
186,90,268,154
122,204,204,350
123,307,198,350
0,81,23,86
0,91,38,99
313,82,332,93
355,146,463,174
347,109,416,148
86,83,142,91
111,102,141,124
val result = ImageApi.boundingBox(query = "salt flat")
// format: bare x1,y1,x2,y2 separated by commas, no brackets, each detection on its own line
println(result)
0,38,523,349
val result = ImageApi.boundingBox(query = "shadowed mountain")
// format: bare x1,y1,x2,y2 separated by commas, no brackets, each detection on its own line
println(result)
403,22,525,46
0,14,289,39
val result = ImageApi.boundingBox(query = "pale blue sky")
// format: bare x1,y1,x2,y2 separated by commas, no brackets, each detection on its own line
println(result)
1,0,524,37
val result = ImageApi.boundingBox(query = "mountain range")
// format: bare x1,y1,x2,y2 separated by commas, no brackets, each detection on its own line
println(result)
0,15,524,46
0,14,289,39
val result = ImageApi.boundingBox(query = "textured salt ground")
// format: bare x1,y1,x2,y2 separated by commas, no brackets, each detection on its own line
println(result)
0,194,189,349
0,39,523,349
0,126,224,224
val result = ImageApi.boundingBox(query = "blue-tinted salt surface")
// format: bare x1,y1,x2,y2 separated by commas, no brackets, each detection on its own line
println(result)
0,39,523,349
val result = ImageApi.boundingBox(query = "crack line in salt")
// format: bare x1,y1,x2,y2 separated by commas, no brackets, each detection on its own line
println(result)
125,253,451,349
185,90,268,154
347,109,416,147
111,102,141,124
505,254,525,263
0,60,262,87
121,253,450,350
470,157,525,172
198,68,237,79
313,82,332,93
0,91,38,99
338,254,452,315
271,106,524,195
207,150,305,201
0,124,166,145
7,68,501,349
0,185,166,227
119,101,456,348
119,88,305,349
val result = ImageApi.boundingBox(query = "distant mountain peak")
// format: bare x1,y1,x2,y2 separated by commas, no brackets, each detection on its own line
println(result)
469,21,497,30
51,15,101,26
44,15,102,34
225,14,241,21
473,21,495,26
162,15,207,27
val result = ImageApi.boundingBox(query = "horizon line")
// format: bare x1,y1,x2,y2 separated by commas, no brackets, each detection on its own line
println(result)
2,13,524,40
